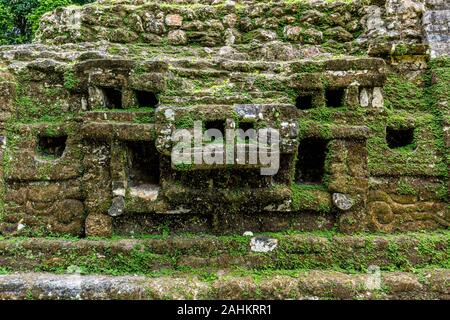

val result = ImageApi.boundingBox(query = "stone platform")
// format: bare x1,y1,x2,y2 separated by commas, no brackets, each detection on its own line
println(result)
1,270,448,300
0,231,448,300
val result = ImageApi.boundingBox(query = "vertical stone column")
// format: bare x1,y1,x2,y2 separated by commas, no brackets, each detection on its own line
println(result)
328,139,369,233
0,80,14,131
0,78,15,233
83,141,113,237
443,118,450,223
108,140,128,218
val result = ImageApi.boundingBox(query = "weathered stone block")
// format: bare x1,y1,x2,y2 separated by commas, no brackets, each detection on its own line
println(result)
85,214,113,237
165,14,183,27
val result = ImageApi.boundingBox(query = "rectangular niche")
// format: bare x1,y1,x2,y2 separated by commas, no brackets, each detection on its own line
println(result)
386,127,415,149
134,90,159,108
127,141,160,187
100,86,123,109
325,88,345,108
37,135,67,159
295,138,328,184
181,169,270,189
204,119,226,140
237,122,256,144
296,94,314,110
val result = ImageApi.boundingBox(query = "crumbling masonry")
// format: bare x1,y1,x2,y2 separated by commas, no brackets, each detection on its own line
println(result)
0,0,448,239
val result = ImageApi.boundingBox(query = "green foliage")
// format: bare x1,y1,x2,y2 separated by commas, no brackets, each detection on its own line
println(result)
14,83,72,122
384,74,429,111
133,114,154,124
0,266,9,274
0,3,14,45
173,163,194,171
393,43,408,56
397,180,417,196
175,115,195,128
0,0,39,44
297,119,333,140
0,0,94,44
367,111,447,176
2,230,447,277
63,69,79,90
290,183,330,212
367,59,449,178
27,0,72,33
294,63,325,74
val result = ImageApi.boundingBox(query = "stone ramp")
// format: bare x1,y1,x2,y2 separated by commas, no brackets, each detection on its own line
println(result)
0,270,448,300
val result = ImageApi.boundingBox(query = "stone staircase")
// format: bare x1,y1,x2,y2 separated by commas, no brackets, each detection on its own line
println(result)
0,231,448,299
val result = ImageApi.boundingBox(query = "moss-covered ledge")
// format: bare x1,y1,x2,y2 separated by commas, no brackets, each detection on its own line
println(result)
0,231,448,275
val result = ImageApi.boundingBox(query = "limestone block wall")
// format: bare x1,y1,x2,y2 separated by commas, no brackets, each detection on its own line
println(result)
360,0,450,59
35,0,369,52
33,0,450,58
423,0,450,58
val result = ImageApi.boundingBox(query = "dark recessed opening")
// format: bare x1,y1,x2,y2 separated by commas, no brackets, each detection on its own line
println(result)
101,87,122,109
238,122,256,144
135,90,159,108
181,169,270,189
325,88,345,108
37,135,67,159
238,122,254,132
127,141,160,186
296,95,314,110
204,120,225,139
295,138,328,184
386,127,415,149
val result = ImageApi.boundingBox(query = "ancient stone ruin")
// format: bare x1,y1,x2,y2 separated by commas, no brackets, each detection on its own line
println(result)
0,0,448,300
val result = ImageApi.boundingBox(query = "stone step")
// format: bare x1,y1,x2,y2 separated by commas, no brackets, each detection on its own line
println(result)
426,0,450,10
0,270,448,300
0,232,448,274
161,95,291,105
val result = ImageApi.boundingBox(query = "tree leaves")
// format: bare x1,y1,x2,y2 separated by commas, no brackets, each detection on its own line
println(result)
0,0,94,44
